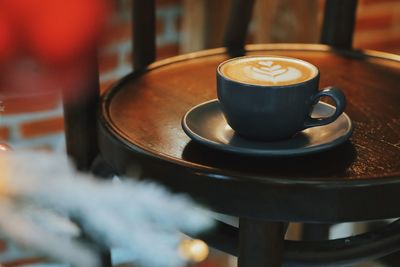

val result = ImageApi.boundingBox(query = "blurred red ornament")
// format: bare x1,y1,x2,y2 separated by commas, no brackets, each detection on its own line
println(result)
3,0,109,64
0,11,16,63
0,0,111,100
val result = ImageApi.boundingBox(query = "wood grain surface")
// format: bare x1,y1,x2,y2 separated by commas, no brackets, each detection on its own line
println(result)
104,46,400,180
99,44,400,222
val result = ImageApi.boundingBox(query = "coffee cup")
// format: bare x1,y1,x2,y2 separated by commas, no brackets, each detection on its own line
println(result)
217,55,346,140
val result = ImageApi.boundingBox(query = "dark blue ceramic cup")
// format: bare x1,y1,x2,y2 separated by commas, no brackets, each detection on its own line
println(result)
217,56,346,141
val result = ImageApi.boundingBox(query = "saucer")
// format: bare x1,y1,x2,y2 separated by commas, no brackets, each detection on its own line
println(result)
182,99,354,156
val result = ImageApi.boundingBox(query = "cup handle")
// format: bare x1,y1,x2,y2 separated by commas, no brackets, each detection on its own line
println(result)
303,86,346,129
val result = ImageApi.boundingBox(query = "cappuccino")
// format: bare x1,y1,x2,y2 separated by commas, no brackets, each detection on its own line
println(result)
219,56,318,86
217,56,346,140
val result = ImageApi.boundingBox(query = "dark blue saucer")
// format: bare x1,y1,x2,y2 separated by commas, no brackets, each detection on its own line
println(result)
182,99,353,156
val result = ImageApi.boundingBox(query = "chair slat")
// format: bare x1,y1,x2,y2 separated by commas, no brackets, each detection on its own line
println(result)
321,0,358,49
223,0,255,56
133,0,156,70
63,55,99,171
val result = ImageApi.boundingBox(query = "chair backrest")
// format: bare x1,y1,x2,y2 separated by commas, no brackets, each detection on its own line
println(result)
63,54,99,171
63,0,358,171
132,0,358,70
321,0,358,48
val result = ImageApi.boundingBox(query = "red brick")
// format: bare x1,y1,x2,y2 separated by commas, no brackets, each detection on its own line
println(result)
356,14,394,31
0,127,10,141
175,15,182,32
357,36,400,53
360,0,400,4
0,239,6,252
157,18,165,35
101,18,164,48
2,257,44,267
101,20,132,47
20,117,64,138
247,34,255,44
99,52,119,74
1,92,60,115
157,44,180,60
357,0,400,18
124,51,133,66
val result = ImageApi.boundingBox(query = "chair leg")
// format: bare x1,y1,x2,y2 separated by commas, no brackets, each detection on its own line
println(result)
238,218,286,267
100,250,112,267
301,223,332,241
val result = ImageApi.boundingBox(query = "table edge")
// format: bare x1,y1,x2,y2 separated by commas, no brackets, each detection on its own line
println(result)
99,43,400,186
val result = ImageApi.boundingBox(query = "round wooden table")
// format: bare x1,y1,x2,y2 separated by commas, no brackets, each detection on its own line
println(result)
99,44,400,266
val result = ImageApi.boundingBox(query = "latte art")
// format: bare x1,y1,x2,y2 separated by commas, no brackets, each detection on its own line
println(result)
219,56,318,86
244,60,302,84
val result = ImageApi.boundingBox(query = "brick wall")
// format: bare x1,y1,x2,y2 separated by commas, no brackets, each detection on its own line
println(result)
354,0,400,52
0,0,183,151
0,0,399,151
99,0,182,94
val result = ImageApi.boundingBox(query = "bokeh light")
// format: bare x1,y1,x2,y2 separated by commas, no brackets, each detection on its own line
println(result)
179,238,209,263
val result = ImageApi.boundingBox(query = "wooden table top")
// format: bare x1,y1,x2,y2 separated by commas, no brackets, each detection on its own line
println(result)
99,44,400,222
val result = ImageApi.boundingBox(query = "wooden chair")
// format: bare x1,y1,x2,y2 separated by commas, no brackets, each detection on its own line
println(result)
64,0,400,266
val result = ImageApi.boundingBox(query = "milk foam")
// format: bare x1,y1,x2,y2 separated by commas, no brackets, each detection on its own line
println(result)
244,60,302,84
220,56,318,86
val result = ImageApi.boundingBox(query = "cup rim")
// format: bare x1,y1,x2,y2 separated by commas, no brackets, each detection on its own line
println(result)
217,55,320,88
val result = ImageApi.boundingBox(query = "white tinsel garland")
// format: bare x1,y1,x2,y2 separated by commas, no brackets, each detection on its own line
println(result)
0,151,214,267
